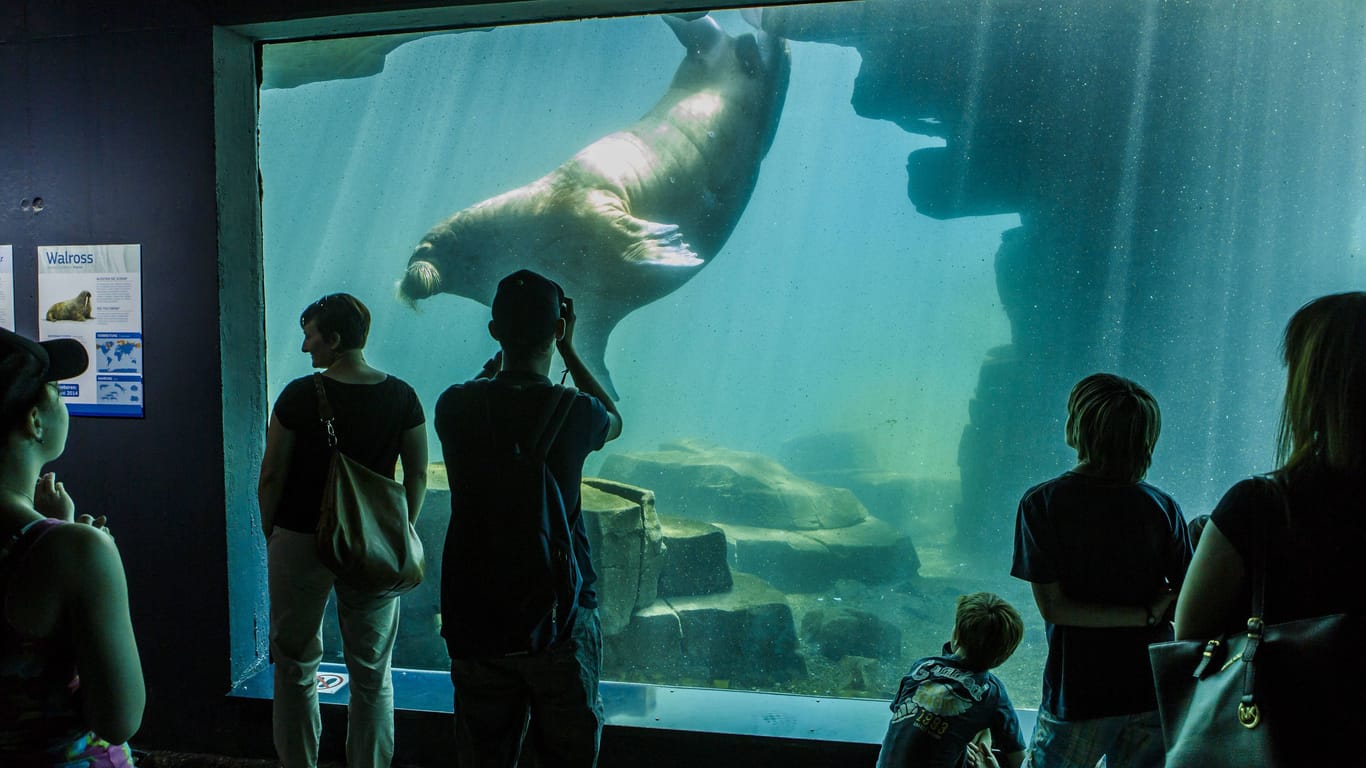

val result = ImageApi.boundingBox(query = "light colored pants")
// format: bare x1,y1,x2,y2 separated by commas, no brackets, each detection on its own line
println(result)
269,528,400,768
1025,707,1163,768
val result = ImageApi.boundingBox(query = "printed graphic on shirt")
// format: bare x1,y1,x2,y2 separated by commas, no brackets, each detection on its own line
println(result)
888,662,983,739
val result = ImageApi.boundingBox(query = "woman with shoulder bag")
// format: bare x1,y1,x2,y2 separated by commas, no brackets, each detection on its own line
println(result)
258,293,428,768
1172,291,1366,764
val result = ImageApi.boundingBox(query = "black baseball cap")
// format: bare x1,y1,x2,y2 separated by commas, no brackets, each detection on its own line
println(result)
0,328,88,425
491,269,564,344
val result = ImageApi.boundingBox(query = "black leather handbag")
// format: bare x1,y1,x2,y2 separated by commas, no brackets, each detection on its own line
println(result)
1147,476,1363,766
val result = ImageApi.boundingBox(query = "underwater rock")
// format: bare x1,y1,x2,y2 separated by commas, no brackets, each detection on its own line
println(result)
802,606,902,662
717,516,918,593
397,485,452,668
823,472,927,531
778,430,881,475
581,479,666,637
605,573,806,686
378,470,670,666
835,655,884,694
600,439,868,531
777,431,952,538
657,516,732,598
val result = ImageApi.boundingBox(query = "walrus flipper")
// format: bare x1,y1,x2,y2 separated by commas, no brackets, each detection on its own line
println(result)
586,189,703,267
620,220,702,267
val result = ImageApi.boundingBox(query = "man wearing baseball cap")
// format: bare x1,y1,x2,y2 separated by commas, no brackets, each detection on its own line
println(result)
435,269,621,766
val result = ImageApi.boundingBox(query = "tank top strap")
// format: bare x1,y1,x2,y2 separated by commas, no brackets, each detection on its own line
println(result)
0,518,66,581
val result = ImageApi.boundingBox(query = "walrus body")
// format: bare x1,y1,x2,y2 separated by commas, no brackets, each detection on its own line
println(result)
400,13,790,398
46,290,94,322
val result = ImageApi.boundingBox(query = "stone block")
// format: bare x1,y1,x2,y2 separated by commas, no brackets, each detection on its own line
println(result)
718,516,918,593
657,515,732,598
600,439,868,531
801,606,902,661
606,574,806,687
581,478,666,637
779,430,880,474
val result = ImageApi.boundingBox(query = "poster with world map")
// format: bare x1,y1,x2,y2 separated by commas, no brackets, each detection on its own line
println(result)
37,244,144,417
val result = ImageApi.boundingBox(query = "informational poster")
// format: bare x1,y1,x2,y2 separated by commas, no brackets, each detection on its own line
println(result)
37,244,144,417
0,245,13,330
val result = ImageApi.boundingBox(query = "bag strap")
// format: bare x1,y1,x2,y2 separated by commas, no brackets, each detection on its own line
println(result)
1236,474,1287,729
313,373,338,448
0,519,65,582
1248,474,1283,625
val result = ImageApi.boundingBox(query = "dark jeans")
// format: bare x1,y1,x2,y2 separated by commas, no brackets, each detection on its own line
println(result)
450,608,603,768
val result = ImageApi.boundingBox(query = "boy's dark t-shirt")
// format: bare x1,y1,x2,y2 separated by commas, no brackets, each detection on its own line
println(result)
1011,471,1192,720
875,647,1024,768
434,371,611,612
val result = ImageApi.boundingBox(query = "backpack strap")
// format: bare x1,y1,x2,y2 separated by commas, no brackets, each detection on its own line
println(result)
527,388,578,463
478,380,577,461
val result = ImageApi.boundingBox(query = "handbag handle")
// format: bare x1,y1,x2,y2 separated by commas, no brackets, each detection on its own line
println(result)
1235,474,1290,730
313,373,339,448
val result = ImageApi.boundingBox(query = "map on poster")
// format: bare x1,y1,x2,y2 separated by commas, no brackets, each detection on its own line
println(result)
37,244,144,417
0,245,13,331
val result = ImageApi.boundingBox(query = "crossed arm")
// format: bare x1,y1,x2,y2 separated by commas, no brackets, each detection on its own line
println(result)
1030,581,1177,628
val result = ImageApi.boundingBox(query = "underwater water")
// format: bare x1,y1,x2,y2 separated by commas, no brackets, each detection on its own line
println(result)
258,2,1366,707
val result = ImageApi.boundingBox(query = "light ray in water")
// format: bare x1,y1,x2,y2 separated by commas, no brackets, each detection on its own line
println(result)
950,0,995,215
1100,0,1159,368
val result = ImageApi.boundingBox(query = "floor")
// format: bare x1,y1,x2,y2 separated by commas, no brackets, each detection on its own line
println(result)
139,754,334,768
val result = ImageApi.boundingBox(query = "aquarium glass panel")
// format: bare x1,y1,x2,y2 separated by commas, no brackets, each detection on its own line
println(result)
257,2,1366,708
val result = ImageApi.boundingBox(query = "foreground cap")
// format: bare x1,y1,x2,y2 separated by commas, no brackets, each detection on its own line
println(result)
491,269,563,344
0,329,89,424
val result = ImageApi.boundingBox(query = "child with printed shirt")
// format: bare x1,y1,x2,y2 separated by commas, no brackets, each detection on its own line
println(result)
876,592,1026,768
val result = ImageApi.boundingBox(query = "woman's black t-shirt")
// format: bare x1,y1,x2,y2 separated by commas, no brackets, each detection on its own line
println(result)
1210,465,1366,626
272,374,425,533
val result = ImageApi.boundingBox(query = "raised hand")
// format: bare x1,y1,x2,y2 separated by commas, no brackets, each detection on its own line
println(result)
34,472,75,523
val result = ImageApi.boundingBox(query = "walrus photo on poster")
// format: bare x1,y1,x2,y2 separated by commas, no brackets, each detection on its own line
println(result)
36,244,145,418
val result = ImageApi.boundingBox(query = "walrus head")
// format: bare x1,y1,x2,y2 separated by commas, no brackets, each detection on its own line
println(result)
398,246,443,308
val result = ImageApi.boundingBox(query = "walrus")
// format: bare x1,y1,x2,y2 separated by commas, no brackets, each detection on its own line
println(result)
46,290,94,322
399,12,790,399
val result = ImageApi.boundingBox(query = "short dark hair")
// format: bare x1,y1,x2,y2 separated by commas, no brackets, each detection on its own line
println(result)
954,592,1024,670
300,293,370,351
491,270,563,346
1066,373,1161,482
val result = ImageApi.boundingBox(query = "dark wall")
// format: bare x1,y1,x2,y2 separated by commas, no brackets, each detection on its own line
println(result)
0,1,865,764
0,7,245,754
